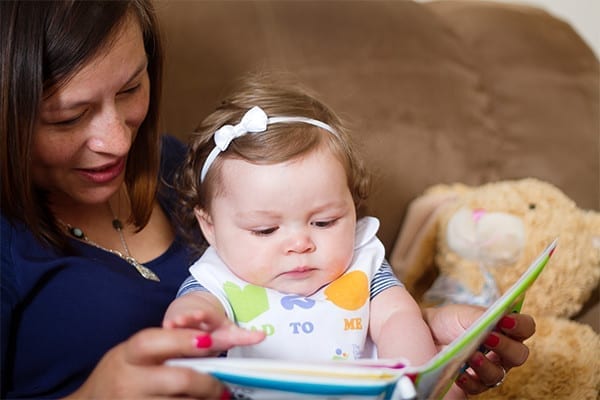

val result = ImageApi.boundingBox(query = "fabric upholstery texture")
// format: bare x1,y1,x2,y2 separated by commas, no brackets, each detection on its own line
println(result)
156,0,599,328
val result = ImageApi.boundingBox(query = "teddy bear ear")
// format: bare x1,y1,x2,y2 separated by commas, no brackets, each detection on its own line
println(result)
388,190,459,296
424,182,469,197
446,207,526,265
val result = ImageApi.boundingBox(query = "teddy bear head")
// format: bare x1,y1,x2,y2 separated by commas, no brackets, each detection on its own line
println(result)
423,178,600,318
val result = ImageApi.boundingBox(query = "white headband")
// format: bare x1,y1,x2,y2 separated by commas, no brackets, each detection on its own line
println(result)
200,106,337,182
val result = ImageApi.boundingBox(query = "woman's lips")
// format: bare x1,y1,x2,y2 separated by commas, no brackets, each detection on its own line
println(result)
76,158,125,184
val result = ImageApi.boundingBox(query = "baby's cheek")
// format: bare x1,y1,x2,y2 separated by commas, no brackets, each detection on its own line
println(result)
326,254,354,279
228,259,270,286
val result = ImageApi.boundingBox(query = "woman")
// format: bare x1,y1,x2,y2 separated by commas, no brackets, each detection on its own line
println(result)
0,1,534,398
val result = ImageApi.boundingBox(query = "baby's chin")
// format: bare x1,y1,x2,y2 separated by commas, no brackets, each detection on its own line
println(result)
269,277,329,298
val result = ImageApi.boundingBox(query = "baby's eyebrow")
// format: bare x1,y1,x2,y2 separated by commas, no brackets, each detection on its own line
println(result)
234,210,280,221
235,203,350,222
310,201,351,214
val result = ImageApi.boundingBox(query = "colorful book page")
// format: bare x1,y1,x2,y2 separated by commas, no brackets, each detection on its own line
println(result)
167,239,557,400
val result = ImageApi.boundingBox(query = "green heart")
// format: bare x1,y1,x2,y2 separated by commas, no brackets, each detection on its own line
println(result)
223,282,270,323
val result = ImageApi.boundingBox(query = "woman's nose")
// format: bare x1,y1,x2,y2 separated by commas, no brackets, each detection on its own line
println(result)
87,107,131,155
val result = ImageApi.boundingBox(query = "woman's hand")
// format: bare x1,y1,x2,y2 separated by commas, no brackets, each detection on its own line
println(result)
64,328,232,399
424,304,536,396
162,291,266,356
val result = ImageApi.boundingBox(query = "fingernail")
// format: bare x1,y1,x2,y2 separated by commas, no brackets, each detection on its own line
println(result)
220,387,232,400
471,353,485,367
485,333,500,348
195,334,212,349
499,315,516,330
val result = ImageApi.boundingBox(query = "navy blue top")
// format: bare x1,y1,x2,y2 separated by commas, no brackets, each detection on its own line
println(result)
1,135,192,399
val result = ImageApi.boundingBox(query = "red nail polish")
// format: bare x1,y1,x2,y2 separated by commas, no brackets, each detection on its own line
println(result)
485,333,500,348
472,353,485,367
220,387,232,400
499,316,516,330
195,334,212,349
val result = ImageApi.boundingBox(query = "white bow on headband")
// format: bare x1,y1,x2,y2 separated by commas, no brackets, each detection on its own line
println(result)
200,106,337,182
213,106,268,151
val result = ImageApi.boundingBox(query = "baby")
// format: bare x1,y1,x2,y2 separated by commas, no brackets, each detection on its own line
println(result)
164,76,437,366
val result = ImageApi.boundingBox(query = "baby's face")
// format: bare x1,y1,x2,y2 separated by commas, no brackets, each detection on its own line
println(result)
199,147,356,297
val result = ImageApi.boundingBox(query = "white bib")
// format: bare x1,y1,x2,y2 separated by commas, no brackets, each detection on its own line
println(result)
189,217,385,361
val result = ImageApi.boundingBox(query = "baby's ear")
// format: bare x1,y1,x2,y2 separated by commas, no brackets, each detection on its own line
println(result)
194,207,215,246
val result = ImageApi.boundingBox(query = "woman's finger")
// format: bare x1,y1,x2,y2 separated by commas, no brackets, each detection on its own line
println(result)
455,370,491,395
423,304,486,346
482,332,529,369
496,313,536,341
123,328,227,365
67,328,232,399
456,352,506,395
470,351,506,385
136,364,228,399
209,322,266,350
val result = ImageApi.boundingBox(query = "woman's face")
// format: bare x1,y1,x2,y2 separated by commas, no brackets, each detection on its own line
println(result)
32,18,150,208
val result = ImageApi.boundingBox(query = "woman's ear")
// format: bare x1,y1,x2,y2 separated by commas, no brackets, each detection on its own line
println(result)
194,207,216,247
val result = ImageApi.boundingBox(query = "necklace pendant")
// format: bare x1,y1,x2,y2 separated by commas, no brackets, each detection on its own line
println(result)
112,218,124,230
125,257,161,282
69,227,85,239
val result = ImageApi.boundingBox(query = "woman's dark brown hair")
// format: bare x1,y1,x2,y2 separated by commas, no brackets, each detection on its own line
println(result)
0,0,164,250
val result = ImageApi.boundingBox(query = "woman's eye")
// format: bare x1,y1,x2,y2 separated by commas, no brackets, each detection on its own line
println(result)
251,227,278,236
312,219,337,228
120,83,141,95
52,112,85,126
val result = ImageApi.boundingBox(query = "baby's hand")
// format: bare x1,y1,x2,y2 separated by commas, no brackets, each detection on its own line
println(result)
165,310,265,352
163,292,266,352
163,311,213,330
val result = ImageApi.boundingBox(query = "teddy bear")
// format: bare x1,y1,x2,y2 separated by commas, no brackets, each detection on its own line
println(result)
388,178,600,399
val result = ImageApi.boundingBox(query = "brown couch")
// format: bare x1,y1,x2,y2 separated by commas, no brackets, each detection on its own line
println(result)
156,1,599,330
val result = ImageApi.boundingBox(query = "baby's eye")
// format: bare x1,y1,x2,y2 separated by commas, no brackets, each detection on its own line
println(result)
312,219,338,228
251,227,278,236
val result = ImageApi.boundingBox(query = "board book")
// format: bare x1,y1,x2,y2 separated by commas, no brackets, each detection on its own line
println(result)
167,239,558,400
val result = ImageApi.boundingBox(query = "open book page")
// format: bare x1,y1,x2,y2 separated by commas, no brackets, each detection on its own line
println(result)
168,357,409,399
409,238,557,399
167,239,557,400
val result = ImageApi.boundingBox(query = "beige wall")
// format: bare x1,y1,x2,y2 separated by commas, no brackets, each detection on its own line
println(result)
420,0,599,58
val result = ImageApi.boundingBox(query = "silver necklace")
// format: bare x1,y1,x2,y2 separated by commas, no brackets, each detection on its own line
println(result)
59,205,160,282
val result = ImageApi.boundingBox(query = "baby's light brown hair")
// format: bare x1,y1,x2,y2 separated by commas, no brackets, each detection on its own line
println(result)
175,73,371,257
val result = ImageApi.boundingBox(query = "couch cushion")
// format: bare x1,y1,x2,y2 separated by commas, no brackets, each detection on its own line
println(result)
157,0,599,252
426,0,599,212
159,1,498,250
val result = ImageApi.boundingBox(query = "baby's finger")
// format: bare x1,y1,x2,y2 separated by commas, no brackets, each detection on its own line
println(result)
163,313,203,329
209,323,266,350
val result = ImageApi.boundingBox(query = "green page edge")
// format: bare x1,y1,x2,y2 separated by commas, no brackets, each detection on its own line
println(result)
413,238,558,399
